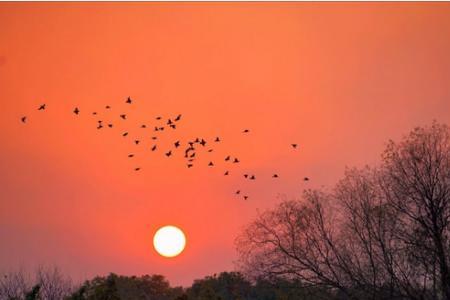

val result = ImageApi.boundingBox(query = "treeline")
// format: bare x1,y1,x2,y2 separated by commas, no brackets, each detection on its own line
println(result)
2,122,449,300
0,268,334,300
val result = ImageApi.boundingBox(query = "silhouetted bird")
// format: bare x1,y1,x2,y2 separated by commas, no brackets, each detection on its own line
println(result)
170,124,176,129
224,171,229,176
233,158,240,163
188,158,195,162
208,149,213,152
165,151,172,157
21,116,26,123
304,177,310,181
242,129,249,133
225,156,230,161
200,139,206,146
126,97,132,104
73,107,80,115
120,114,126,120
273,174,279,178
156,116,161,120
97,124,103,129
135,140,140,145
214,137,220,142
208,161,214,166
154,126,159,131
236,190,241,195
105,105,110,109
185,149,192,158
187,164,193,168
244,196,248,200
190,152,196,158
292,144,298,149
128,154,134,158
159,127,165,131
108,124,113,128
38,104,46,110
244,174,248,178
167,119,173,125
92,112,97,115
151,145,157,151
151,136,157,140
135,167,140,171
141,124,146,128
194,138,200,143
122,132,128,137
250,175,255,180
174,141,180,148
174,114,182,121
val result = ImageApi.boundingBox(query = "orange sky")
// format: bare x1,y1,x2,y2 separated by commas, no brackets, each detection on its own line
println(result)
1,2,450,286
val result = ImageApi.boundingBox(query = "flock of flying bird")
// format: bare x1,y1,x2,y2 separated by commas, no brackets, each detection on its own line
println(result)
21,97,309,200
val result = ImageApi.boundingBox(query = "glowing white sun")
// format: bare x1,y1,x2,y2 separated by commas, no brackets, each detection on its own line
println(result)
153,225,186,258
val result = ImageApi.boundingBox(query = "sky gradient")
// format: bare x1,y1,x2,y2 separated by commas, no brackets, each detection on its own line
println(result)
1,2,450,286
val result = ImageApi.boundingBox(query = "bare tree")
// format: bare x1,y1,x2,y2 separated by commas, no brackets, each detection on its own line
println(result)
335,168,429,300
236,122,450,300
236,191,357,298
35,266,73,300
0,267,74,300
381,122,450,300
0,270,30,300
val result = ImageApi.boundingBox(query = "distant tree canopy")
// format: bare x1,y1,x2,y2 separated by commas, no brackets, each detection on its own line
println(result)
1,270,332,300
65,272,332,300
236,122,450,300
184,272,332,300
66,273,183,300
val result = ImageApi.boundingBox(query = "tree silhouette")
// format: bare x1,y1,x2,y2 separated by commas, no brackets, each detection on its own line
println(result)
236,122,450,300
25,285,40,300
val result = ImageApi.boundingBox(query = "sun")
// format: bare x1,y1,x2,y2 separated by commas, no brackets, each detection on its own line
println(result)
153,225,186,258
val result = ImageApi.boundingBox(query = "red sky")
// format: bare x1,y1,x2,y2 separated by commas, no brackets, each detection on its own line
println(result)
1,3,450,287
